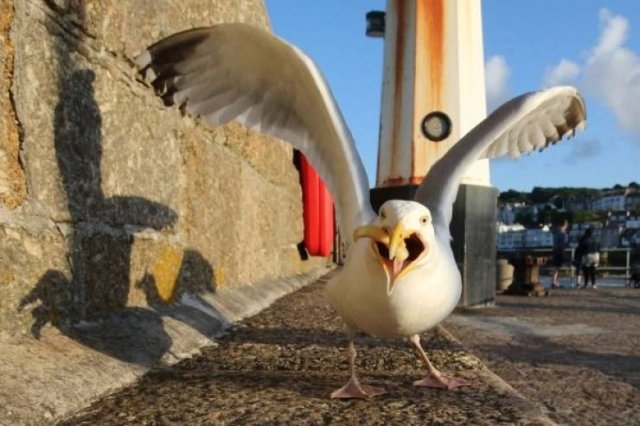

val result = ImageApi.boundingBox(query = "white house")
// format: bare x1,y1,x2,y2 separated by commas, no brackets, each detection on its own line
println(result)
592,194,626,212
497,226,553,250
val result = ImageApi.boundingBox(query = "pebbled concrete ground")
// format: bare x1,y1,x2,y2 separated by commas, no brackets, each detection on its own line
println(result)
57,271,551,425
445,286,640,426
0,267,331,426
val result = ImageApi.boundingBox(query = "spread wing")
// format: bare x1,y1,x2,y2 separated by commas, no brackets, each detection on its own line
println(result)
134,23,374,241
414,86,587,237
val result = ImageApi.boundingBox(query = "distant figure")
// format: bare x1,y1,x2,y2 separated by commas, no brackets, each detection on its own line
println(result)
551,219,569,288
573,241,584,288
629,247,640,288
579,228,600,289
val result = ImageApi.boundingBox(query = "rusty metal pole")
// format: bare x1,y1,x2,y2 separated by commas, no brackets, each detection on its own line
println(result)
373,0,489,190
368,0,498,306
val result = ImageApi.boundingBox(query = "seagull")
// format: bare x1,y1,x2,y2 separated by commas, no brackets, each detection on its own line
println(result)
135,23,586,399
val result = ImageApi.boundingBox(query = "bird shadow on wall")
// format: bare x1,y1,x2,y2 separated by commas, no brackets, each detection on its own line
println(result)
17,2,221,368
136,250,227,340
17,67,170,366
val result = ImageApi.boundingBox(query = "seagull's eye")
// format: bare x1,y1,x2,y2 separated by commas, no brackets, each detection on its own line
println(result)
420,215,430,225
379,209,386,220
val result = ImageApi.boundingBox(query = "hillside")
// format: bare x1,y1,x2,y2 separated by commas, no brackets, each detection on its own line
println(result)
499,182,640,205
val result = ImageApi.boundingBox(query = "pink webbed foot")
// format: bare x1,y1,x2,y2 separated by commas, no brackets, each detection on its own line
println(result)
413,374,470,390
330,376,386,399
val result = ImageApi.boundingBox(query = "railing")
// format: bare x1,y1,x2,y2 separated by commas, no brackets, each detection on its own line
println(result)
497,247,637,286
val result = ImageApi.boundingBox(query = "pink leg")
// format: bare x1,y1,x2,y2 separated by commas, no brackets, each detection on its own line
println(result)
409,334,470,390
330,340,385,399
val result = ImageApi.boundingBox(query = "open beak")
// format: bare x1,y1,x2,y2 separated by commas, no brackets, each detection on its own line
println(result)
353,222,428,291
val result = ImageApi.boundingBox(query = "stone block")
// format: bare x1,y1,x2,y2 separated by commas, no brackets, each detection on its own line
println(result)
0,223,71,336
81,0,270,58
0,1,27,208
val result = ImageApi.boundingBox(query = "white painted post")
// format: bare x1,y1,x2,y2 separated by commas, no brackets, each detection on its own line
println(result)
375,0,490,188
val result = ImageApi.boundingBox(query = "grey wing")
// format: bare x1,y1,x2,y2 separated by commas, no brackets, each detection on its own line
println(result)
134,23,374,241
414,86,586,237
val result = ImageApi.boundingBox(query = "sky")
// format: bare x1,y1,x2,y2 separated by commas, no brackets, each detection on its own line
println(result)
265,1,640,193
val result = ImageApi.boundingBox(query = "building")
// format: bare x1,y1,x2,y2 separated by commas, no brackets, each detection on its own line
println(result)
497,204,518,225
592,194,626,212
626,193,640,212
565,196,592,211
498,187,640,251
497,226,553,250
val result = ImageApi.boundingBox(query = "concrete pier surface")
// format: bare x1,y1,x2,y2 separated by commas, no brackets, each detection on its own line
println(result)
445,286,640,425
54,271,551,425
7,270,638,425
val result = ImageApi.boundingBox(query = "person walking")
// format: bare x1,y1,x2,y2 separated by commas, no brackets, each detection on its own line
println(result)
580,228,600,289
572,240,584,288
551,219,569,288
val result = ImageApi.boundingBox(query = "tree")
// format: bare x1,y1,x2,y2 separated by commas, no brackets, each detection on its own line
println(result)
498,189,527,204
570,209,603,223
530,187,555,204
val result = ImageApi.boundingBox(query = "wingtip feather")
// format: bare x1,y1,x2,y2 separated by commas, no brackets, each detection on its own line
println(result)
134,50,152,69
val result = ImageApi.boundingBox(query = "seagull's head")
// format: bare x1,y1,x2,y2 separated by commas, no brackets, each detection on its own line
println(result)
353,200,435,292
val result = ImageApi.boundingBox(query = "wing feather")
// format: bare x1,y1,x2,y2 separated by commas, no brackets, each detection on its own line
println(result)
135,23,374,240
414,86,586,237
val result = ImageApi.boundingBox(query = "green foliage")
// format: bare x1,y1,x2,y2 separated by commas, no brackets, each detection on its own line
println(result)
499,184,633,228
500,184,632,206
529,187,554,204
498,189,527,204
569,209,602,223
515,209,536,228
549,210,570,226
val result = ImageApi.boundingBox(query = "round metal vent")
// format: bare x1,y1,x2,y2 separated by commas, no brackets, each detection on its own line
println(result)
421,111,452,142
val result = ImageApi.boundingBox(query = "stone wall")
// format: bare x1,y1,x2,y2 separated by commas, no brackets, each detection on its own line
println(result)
0,0,326,336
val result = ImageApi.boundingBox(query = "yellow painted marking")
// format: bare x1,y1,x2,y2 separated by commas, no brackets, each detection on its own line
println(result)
150,246,184,303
